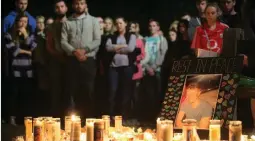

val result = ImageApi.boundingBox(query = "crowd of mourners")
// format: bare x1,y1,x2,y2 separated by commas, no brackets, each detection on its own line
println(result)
2,0,255,129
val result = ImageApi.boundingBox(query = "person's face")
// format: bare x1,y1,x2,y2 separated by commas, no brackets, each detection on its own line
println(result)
149,21,159,35
130,23,137,33
197,1,207,13
205,6,218,23
116,18,127,33
104,19,113,32
221,0,235,12
17,17,28,28
179,23,187,33
55,1,68,16
73,0,87,14
186,86,201,103
36,19,45,31
16,0,28,12
46,18,54,25
97,18,104,30
169,31,177,42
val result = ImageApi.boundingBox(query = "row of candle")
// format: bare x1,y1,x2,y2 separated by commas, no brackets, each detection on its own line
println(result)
23,115,255,141
24,116,61,141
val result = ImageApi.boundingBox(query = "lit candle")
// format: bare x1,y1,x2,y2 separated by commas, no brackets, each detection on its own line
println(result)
156,118,163,141
102,115,110,135
94,119,104,141
144,132,153,141
70,115,81,141
161,120,173,141
115,116,122,132
52,118,61,141
209,120,221,141
80,133,86,141
229,121,242,141
24,117,33,141
65,116,72,135
34,118,43,141
86,119,94,141
45,119,53,141
251,135,255,141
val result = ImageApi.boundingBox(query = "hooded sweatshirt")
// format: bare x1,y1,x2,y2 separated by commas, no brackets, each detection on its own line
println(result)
141,35,168,73
61,13,101,58
3,11,36,33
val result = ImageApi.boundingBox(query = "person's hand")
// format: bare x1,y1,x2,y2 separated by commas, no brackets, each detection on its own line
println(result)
239,54,248,66
27,51,32,56
19,27,28,38
73,49,87,62
115,44,126,51
147,68,155,76
243,55,248,66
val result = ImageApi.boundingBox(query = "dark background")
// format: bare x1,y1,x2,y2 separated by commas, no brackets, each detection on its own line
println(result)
2,0,243,36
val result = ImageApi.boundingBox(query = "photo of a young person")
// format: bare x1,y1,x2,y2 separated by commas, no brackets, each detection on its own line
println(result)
175,74,222,129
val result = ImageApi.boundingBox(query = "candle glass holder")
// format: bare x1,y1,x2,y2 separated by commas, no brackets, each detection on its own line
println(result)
86,119,95,141
182,119,197,141
156,117,164,141
52,118,61,141
94,119,104,141
114,116,122,132
229,121,242,141
33,118,44,141
45,118,54,141
70,117,81,141
161,120,173,141
209,120,221,141
24,117,33,141
102,115,110,136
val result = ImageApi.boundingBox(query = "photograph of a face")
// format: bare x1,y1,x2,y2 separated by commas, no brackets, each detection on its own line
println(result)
175,74,222,129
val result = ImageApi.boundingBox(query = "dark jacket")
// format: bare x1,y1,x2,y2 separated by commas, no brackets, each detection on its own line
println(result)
105,32,140,69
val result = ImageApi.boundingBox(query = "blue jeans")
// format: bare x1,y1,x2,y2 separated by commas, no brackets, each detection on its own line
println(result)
108,66,134,118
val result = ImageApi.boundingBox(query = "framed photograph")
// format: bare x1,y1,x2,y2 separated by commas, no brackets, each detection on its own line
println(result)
160,57,243,129
175,74,222,129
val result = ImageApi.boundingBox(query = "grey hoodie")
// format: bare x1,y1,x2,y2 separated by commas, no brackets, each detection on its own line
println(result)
61,13,101,58
141,35,168,72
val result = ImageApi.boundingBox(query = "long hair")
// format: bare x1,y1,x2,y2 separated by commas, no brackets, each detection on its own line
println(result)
177,19,189,40
104,17,115,35
10,13,31,44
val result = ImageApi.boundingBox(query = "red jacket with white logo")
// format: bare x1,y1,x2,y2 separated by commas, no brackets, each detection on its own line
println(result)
191,22,229,53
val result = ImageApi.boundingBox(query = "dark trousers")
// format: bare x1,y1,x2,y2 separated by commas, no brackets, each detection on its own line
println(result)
66,57,97,118
48,59,66,117
108,66,134,118
9,77,35,124
94,72,108,117
138,73,161,121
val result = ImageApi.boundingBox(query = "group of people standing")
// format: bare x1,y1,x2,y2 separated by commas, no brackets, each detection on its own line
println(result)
2,0,255,129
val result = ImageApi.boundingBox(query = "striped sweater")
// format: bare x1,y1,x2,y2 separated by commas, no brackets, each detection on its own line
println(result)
5,33,37,78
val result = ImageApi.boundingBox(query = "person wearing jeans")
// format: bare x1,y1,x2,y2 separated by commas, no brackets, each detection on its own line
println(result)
105,17,136,120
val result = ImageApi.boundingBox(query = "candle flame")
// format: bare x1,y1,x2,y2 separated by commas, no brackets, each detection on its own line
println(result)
251,135,255,140
71,115,76,121
144,132,153,140
80,133,85,141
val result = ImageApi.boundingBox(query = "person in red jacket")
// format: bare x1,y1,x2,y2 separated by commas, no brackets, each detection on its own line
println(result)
191,3,229,57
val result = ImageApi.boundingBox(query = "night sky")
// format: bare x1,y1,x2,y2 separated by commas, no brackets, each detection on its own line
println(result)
2,0,243,35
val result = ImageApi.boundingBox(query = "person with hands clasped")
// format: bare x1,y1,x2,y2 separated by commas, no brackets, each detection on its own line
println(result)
61,0,101,118
140,19,168,122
